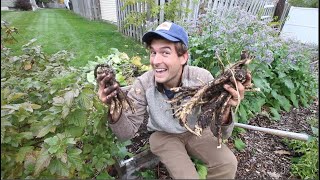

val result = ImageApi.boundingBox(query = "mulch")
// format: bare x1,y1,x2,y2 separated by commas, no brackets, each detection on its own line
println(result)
124,99,318,179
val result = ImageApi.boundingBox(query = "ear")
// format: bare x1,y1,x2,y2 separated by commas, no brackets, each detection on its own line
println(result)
180,52,189,65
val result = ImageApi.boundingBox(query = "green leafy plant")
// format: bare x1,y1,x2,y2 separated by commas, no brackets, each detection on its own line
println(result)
192,157,208,179
83,48,150,87
288,0,318,8
134,168,156,179
1,40,133,179
283,117,318,179
233,138,246,152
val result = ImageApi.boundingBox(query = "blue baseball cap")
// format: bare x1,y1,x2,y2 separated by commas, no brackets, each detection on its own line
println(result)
142,22,188,47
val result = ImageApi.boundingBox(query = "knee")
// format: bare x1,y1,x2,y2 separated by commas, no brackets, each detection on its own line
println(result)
208,152,238,175
226,154,238,173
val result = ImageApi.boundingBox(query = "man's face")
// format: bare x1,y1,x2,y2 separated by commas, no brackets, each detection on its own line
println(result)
149,39,188,89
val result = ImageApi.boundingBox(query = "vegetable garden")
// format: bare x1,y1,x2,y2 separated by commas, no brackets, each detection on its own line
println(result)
1,7,318,179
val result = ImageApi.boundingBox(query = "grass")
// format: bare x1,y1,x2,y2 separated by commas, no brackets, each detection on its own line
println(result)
1,9,148,67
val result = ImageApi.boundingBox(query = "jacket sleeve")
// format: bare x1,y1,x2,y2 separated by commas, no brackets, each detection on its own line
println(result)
108,78,148,141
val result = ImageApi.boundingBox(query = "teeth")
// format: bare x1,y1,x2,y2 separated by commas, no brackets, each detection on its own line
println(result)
156,68,166,72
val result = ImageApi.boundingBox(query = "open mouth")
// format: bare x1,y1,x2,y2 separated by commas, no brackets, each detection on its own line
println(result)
155,68,167,75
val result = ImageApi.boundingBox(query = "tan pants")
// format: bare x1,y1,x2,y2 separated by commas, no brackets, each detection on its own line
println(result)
149,128,237,179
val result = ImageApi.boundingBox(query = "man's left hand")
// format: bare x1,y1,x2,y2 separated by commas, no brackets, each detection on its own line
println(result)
220,72,252,124
224,72,252,107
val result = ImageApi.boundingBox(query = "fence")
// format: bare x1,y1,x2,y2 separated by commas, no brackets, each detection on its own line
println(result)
47,2,66,8
279,1,291,30
116,0,278,42
71,0,101,20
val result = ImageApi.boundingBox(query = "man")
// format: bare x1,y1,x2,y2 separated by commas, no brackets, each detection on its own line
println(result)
97,22,251,179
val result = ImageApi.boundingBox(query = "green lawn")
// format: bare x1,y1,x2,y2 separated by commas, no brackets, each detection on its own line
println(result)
1,9,148,67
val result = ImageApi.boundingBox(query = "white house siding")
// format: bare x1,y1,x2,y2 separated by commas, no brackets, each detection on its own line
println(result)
280,7,318,45
100,0,117,23
1,0,15,8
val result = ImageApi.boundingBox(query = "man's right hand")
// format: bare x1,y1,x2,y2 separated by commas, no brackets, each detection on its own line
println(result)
97,73,119,105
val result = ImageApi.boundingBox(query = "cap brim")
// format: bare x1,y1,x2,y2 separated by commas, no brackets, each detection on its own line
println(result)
142,31,180,44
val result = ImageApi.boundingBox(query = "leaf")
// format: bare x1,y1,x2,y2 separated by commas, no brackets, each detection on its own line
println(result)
62,105,70,119
44,136,59,146
86,71,95,84
20,102,34,112
7,93,27,103
37,124,56,138
95,157,107,171
77,89,94,110
60,152,68,164
269,107,280,121
64,90,75,107
237,104,247,122
252,77,271,92
131,56,142,66
52,97,65,106
16,146,34,163
48,159,69,177
67,148,83,170
116,73,127,86
234,138,246,151
140,64,151,71
34,149,52,177
271,91,291,112
65,126,84,137
1,104,20,111
195,163,208,179
49,106,62,114
290,92,299,108
67,109,87,127
250,97,265,113
31,104,41,110
283,77,294,89
20,132,33,140
43,114,55,121
65,138,76,145
96,172,112,180
277,95,291,112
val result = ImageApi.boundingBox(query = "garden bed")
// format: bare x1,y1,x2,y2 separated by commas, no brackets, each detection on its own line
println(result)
126,99,318,179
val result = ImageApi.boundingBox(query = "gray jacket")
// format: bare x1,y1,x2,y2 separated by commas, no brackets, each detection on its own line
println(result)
109,65,234,141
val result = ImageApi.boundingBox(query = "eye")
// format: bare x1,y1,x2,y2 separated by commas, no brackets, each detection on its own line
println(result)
150,51,156,56
162,51,170,56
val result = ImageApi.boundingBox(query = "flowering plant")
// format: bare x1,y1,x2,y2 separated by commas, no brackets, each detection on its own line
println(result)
182,7,318,122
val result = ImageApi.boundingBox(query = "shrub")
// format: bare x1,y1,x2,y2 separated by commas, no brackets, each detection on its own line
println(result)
289,0,319,8
1,40,130,179
180,7,318,122
14,0,32,11
1,35,150,178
